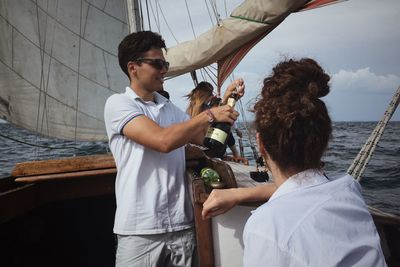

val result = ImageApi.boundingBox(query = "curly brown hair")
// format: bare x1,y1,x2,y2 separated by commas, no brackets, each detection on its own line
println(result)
253,58,332,171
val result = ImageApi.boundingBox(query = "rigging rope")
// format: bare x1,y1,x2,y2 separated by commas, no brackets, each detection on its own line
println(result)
347,86,400,182
34,0,65,156
224,0,228,17
34,0,44,137
148,0,161,33
184,0,197,38
34,0,45,158
138,0,145,30
208,0,221,25
229,75,259,162
236,98,259,161
204,0,215,27
145,0,151,30
74,0,84,142
149,0,178,43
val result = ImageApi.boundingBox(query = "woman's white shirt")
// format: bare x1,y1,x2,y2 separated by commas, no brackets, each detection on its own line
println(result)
243,169,386,267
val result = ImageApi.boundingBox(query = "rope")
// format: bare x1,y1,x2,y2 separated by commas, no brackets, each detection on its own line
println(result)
208,0,221,25
145,0,151,30
184,0,197,38
34,0,44,137
204,0,216,26
224,0,228,17
237,98,259,161
347,86,400,181
229,74,259,161
153,1,179,43
34,0,59,156
148,0,161,34
74,0,84,141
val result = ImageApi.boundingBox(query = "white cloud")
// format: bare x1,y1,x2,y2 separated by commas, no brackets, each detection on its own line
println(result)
331,68,400,93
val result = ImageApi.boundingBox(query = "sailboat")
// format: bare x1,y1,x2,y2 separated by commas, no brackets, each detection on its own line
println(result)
0,0,399,266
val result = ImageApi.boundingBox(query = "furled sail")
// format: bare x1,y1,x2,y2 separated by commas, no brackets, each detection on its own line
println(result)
0,0,129,141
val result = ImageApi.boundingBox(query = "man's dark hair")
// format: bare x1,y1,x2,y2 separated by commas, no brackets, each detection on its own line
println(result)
118,31,166,77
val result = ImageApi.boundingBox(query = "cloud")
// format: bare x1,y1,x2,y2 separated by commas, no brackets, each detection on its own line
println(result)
331,68,400,93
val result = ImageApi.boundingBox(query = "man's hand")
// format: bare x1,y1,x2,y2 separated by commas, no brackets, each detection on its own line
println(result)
222,78,245,104
210,105,239,124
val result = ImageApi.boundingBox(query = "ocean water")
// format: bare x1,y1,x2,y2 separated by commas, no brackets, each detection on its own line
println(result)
0,121,399,214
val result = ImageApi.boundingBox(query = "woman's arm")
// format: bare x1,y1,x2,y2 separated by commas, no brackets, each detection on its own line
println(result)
202,183,277,219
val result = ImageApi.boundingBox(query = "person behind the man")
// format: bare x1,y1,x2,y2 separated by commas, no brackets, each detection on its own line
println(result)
104,31,244,266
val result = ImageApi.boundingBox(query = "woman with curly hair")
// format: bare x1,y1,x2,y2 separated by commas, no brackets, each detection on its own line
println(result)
202,58,386,266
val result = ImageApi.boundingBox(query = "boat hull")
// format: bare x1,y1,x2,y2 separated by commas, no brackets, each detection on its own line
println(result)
1,154,399,266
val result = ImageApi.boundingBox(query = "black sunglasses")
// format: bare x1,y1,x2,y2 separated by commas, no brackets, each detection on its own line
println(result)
134,58,170,70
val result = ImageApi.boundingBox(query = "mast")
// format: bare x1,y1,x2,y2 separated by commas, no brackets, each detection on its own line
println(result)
126,0,143,33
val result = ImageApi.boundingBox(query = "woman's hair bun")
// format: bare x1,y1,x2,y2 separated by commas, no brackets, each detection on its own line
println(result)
299,58,330,98
253,57,332,171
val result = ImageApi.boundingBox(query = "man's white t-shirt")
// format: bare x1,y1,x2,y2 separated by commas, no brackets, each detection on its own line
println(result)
104,87,193,235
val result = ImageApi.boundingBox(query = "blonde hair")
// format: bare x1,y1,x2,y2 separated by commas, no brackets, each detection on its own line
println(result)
185,82,214,117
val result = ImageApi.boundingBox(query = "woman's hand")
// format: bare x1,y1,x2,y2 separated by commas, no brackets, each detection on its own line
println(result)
235,128,243,138
202,184,277,220
222,78,245,105
202,188,240,219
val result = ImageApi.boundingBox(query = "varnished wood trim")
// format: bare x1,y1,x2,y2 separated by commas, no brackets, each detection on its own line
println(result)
12,154,116,177
15,168,117,183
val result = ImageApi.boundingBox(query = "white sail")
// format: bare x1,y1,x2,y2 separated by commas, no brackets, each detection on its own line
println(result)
0,0,128,140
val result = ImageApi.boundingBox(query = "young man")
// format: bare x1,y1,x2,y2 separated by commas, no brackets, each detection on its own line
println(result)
104,31,244,266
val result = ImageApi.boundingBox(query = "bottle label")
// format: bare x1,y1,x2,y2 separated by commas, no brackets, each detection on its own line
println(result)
227,98,236,108
205,127,227,144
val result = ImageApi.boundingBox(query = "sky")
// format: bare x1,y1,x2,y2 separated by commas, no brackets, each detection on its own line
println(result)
150,0,400,121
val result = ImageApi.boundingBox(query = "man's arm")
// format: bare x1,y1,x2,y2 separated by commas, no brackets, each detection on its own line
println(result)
190,78,246,145
122,105,238,153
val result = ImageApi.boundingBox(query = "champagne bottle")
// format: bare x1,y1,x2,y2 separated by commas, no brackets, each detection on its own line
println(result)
203,92,238,152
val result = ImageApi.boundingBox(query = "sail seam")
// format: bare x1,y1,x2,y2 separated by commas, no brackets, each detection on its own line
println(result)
0,47,118,95
28,0,127,26
6,5,122,58
0,14,122,91
0,60,104,123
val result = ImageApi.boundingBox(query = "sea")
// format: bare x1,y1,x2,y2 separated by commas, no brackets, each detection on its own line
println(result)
0,121,399,215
